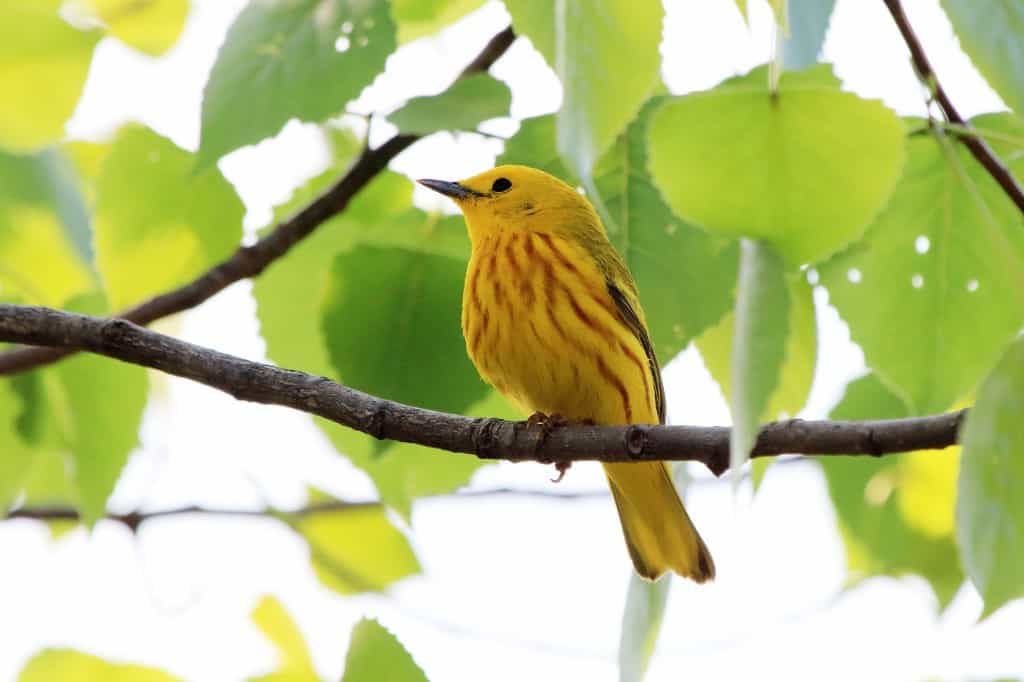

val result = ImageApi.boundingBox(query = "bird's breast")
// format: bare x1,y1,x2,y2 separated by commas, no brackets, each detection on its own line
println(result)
461,231,658,425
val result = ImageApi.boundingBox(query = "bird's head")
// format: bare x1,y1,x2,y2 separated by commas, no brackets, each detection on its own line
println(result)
418,165,600,244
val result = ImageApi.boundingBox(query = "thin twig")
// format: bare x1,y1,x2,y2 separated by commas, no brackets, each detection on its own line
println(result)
882,0,1024,214
0,305,966,476
0,26,517,376
4,487,611,530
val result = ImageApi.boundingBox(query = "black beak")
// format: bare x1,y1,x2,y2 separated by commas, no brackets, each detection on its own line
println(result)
417,178,477,200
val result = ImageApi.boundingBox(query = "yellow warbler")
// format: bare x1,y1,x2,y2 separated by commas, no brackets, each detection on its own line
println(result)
419,165,714,582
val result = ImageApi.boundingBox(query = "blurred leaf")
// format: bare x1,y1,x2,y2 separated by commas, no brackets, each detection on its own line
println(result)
341,619,428,682
95,125,243,310
294,502,419,595
254,168,483,517
0,3,99,153
618,573,670,682
51,292,148,525
500,107,739,362
198,0,395,165
729,240,790,481
783,0,835,70
940,0,1024,115
697,271,816,420
392,0,484,43
498,115,573,181
505,0,663,177
0,380,35,511
957,338,1024,617
78,0,189,55
389,74,511,135
821,374,963,607
321,244,488,439
18,649,182,681
647,65,905,265
819,114,1024,415
249,595,318,682
0,149,95,306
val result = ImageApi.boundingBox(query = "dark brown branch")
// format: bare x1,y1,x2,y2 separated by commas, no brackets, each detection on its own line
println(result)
5,487,605,531
0,26,517,376
0,305,966,476
883,0,1024,214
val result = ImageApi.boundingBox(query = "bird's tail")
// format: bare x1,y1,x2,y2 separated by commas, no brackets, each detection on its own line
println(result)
603,461,715,582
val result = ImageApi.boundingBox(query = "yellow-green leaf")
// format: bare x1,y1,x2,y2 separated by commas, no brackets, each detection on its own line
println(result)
80,0,189,55
341,619,428,682
94,125,243,310
19,649,182,682
0,3,99,152
248,595,318,682
648,65,905,265
295,504,420,595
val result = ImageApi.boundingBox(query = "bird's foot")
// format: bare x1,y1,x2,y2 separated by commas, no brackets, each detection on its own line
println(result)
525,413,593,483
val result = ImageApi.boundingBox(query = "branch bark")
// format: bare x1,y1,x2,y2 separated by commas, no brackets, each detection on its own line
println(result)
0,304,965,476
0,26,517,377
882,0,1024,215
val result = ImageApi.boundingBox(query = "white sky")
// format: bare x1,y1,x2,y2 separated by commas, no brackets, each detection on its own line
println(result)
3,1,1023,681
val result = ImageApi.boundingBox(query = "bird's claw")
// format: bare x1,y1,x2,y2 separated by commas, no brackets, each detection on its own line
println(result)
526,412,573,483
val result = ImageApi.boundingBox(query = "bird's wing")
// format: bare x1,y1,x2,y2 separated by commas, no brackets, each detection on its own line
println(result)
605,277,666,425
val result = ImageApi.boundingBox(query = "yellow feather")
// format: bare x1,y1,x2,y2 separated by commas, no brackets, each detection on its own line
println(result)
420,165,715,583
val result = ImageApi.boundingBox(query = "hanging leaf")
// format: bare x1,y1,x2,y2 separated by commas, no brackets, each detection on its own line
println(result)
389,74,512,135
18,649,182,682
940,0,1024,115
198,0,396,166
248,595,319,682
819,114,1024,415
821,374,963,607
647,65,905,265
504,0,663,177
341,619,428,682
957,338,1024,617
94,125,243,310
0,3,99,153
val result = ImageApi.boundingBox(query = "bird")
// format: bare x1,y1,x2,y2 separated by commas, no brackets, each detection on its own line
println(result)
419,165,714,583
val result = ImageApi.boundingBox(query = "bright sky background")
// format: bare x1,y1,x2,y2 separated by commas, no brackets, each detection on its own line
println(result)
3,1,1024,680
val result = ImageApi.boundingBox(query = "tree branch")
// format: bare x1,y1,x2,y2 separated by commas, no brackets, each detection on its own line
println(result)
0,304,966,476
5,488,607,531
0,25,517,377
882,0,1024,215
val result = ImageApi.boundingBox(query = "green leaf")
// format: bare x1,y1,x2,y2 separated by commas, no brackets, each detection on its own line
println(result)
321,244,488,435
392,0,485,43
254,168,484,517
198,0,395,165
505,0,663,177
821,374,963,607
294,499,420,595
729,240,790,480
0,3,99,153
500,107,739,362
647,65,906,265
248,595,318,682
957,338,1024,617
18,649,182,682
618,573,670,682
696,272,816,420
941,0,1024,115
0,149,95,306
783,0,835,70
0,379,36,511
78,0,189,55
389,74,511,135
819,114,1024,415
51,293,148,525
341,619,428,682
95,125,243,310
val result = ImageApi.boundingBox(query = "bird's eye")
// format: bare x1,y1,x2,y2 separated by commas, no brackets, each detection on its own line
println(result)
491,177,512,193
